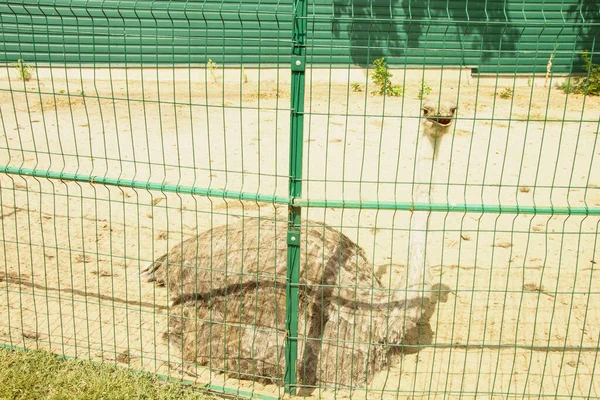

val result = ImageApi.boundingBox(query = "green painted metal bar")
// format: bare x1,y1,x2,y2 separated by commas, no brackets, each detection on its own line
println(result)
284,0,307,394
0,165,289,204
2,165,599,216
294,199,600,216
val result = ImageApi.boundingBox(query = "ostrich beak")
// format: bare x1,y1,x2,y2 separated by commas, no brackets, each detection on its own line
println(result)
427,116,453,127
422,103,457,127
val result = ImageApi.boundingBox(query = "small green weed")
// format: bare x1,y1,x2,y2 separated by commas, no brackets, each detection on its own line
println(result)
207,59,218,82
498,87,513,99
560,81,574,93
370,57,404,97
418,81,432,100
560,51,600,95
351,82,362,92
10,59,34,81
242,66,248,84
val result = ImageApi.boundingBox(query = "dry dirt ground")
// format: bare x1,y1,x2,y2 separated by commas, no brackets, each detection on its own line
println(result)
0,67,599,399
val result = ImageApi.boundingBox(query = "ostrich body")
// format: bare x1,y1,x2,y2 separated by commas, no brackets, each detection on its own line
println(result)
140,100,456,389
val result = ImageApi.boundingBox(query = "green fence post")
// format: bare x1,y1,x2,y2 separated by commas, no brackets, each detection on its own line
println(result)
284,0,307,394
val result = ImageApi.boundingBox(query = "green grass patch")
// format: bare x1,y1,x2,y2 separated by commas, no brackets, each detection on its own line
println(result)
560,51,600,95
0,348,214,400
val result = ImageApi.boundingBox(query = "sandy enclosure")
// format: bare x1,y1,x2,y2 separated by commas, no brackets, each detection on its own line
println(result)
1,67,600,398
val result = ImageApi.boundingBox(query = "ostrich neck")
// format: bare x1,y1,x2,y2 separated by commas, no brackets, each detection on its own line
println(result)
407,128,442,291
328,126,446,343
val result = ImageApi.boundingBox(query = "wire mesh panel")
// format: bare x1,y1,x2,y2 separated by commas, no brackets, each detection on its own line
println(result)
1,0,600,399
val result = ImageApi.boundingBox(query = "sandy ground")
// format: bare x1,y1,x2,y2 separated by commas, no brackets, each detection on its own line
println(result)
0,67,599,399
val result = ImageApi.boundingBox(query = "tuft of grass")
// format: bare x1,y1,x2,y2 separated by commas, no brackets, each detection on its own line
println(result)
560,51,600,95
10,59,34,81
351,82,362,92
498,87,513,99
418,81,432,100
370,57,404,97
241,66,248,84
207,59,218,83
0,348,213,400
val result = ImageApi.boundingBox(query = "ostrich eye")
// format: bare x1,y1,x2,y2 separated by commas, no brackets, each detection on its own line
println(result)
450,107,457,114
422,108,429,116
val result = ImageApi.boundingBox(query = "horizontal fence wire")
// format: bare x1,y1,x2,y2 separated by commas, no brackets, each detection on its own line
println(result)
1,0,600,399
2,165,598,215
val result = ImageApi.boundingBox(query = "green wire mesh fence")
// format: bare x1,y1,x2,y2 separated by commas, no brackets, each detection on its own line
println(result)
1,0,600,398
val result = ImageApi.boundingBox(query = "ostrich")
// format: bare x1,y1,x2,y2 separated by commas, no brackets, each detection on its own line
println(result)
140,99,457,389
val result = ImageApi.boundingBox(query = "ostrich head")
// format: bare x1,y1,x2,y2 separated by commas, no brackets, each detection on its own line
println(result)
421,99,457,138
